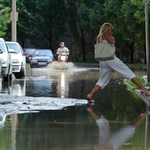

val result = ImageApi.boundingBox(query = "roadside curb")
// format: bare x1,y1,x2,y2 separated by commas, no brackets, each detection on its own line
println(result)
74,63,144,68
124,75,150,106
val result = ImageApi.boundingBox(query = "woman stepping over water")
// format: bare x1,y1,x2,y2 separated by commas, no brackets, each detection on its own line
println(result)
87,22,150,103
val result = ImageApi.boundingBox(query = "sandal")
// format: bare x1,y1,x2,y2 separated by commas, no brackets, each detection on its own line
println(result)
140,88,150,96
87,94,95,103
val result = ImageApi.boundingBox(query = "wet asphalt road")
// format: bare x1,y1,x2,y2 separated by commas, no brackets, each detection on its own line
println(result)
0,62,150,150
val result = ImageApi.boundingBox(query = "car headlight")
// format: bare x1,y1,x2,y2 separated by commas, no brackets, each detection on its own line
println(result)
12,59,19,63
31,59,37,62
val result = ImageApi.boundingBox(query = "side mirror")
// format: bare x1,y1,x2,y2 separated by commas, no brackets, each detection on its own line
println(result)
9,49,15,53
0,50,3,54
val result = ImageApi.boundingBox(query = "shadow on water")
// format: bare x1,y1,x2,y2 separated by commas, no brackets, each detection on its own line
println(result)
0,65,150,150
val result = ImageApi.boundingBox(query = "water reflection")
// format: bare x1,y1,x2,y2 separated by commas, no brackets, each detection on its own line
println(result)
145,106,150,150
0,67,149,150
56,72,69,98
87,104,150,150
0,79,26,96
0,111,6,128
10,114,18,150
0,106,18,128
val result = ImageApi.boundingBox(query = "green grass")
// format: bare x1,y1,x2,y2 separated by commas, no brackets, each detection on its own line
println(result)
124,75,150,91
125,63,146,67
74,62,99,64
74,62,146,67
26,60,146,67
124,75,150,98
26,63,30,67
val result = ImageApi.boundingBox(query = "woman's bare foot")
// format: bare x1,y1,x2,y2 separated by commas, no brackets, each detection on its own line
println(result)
140,88,150,95
87,94,95,103
140,111,150,119
87,103,94,112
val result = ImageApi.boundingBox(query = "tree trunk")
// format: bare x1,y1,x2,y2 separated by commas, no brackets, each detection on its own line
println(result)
144,44,146,64
81,28,86,62
49,30,53,52
129,43,134,63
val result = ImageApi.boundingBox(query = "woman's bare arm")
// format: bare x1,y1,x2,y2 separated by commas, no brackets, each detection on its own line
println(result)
103,32,116,44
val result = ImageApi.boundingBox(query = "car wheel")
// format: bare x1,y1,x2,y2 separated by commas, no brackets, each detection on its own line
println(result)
14,66,25,79
0,70,3,81
3,73,12,82
3,65,12,82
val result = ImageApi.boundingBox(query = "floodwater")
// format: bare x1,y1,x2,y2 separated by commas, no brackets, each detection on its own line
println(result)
0,62,150,150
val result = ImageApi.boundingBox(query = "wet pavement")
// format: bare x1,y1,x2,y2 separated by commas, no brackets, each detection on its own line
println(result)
0,62,150,150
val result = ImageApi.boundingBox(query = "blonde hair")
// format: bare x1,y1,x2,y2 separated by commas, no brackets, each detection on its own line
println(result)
97,22,113,40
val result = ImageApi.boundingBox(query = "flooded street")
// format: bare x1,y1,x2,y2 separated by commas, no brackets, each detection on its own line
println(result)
0,62,150,150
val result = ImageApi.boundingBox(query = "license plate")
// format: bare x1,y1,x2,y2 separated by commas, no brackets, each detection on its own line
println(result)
38,62,46,65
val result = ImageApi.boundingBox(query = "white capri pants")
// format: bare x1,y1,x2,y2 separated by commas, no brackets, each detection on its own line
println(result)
96,115,135,150
96,56,136,89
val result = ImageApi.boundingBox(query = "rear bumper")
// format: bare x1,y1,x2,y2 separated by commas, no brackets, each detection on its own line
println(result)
31,62,52,67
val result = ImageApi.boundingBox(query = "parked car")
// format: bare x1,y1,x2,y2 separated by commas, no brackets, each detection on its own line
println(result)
6,42,26,79
0,38,12,82
30,49,55,68
23,48,36,63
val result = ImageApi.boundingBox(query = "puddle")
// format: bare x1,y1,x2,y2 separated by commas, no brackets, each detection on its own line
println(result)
0,66,149,150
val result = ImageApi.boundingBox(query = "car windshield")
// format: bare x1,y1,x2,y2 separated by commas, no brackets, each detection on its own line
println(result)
34,50,53,56
6,43,20,53
0,41,5,52
25,49,35,54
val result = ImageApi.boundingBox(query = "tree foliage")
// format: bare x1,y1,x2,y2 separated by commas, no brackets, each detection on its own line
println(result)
18,0,67,51
2,0,66,51
0,4,10,37
0,0,149,62
66,0,106,61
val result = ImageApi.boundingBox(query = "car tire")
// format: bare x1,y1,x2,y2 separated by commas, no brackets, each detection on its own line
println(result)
14,66,25,79
0,70,3,81
3,66,12,82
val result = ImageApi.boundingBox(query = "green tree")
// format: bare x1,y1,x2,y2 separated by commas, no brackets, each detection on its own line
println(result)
66,0,88,62
18,0,67,51
131,0,150,63
88,0,106,34
2,0,66,51
0,4,10,37
66,0,106,62
104,0,145,63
